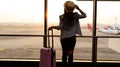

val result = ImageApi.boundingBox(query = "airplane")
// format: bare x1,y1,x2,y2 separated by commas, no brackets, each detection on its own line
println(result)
87,23,120,35
97,24,120,35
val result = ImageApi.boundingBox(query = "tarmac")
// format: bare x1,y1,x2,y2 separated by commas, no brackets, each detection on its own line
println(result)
0,47,120,61
0,26,120,62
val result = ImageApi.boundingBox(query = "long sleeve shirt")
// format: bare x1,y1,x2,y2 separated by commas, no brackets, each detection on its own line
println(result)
57,12,86,40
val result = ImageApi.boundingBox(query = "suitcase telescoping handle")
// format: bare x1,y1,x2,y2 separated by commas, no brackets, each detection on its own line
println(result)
48,29,54,49
48,29,55,67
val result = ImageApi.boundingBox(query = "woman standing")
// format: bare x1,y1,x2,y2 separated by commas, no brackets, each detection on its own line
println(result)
48,1,87,67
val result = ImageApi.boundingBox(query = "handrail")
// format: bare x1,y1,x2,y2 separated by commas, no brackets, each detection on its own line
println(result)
48,35,120,38
0,34,120,38
0,34,44,37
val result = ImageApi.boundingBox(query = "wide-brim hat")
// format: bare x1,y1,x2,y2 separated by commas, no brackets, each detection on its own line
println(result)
64,1,75,12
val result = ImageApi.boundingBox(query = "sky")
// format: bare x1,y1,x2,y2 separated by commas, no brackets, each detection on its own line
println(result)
0,0,43,23
0,0,120,25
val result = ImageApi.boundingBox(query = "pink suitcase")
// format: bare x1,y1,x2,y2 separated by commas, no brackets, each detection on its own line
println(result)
40,29,56,67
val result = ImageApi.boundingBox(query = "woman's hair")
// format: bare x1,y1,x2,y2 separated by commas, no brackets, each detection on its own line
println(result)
62,1,76,30
64,1,75,12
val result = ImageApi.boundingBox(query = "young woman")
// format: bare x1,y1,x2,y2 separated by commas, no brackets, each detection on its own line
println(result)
48,1,87,67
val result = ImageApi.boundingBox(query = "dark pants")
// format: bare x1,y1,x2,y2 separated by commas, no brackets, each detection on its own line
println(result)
60,36,76,67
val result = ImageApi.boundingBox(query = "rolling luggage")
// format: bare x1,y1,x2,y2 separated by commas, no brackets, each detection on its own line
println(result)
40,29,56,67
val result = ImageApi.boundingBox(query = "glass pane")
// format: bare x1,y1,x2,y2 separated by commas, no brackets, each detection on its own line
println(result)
74,38,92,61
48,0,93,61
0,37,43,60
97,1,120,36
53,37,92,61
97,38,120,61
0,0,44,35
97,1,120,62
0,0,44,60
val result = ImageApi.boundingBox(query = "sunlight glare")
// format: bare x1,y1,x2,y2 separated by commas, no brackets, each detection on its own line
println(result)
0,0,44,23
0,0,120,25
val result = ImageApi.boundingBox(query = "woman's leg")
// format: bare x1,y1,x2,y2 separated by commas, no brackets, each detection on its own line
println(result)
61,36,76,67
67,36,76,66
61,39,68,67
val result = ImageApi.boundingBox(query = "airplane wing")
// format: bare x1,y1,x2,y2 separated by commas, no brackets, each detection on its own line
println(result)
97,24,120,35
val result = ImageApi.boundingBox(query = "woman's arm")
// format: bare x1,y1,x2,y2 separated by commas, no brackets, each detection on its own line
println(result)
48,26,60,30
75,5,87,18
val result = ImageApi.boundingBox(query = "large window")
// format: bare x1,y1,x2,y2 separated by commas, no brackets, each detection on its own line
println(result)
96,1,120,62
0,0,120,62
0,0,44,60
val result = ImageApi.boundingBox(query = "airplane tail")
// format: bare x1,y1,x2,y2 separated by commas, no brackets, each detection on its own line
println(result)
87,23,92,31
87,23,99,31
